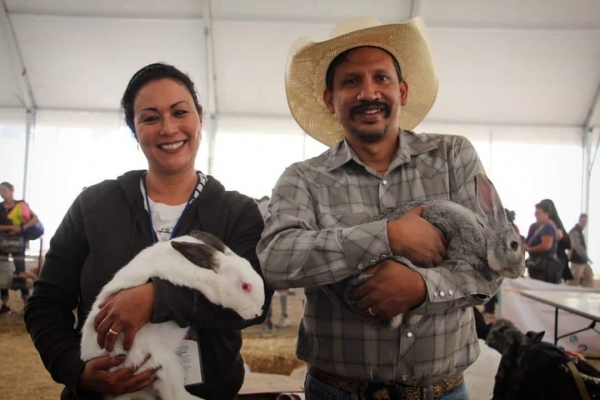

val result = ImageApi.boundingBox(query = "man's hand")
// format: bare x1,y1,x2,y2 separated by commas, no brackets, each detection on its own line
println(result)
387,206,446,268
94,283,155,351
352,259,427,318
78,354,157,395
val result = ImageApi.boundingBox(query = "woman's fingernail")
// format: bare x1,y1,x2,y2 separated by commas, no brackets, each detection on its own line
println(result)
117,354,127,361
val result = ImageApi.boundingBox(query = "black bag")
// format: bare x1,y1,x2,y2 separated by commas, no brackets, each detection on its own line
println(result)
526,256,562,284
0,235,25,253
23,221,44,240
491,325,600,400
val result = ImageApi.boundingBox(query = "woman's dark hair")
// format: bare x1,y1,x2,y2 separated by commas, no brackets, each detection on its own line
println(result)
0,182,14,192
535,201,552,215
121,63,202,137
539,199,566,232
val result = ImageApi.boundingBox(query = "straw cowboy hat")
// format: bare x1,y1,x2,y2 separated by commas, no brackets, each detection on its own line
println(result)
285,16,438,147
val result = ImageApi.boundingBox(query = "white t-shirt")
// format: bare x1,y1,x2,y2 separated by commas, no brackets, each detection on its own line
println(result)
140,172,207,242
147,199,186,242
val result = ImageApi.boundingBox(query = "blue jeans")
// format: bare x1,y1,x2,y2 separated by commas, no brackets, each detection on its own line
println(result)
305,373,470,400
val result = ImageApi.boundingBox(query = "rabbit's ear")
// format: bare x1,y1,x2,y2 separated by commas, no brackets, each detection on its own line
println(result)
171,241,220,271
189,230,231,255
475,173,507,224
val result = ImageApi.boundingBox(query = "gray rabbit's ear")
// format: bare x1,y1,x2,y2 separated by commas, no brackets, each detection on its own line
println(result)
189,230,231,255
171,241,220,272
475,173,507,224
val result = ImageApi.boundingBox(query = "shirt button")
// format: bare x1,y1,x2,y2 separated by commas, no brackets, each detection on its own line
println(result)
369,259,377,266
433,291,438,297
448,289,454,296
382,180,388,185
440,291,446,297
406,331,413,338
357,263,364,270
380,254,387,260
402,375,408,381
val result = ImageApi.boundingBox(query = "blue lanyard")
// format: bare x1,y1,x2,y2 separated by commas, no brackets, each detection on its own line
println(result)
142,173,199,244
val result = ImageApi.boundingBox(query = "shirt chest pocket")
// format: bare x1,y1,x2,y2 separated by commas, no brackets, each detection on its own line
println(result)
317,212,371,229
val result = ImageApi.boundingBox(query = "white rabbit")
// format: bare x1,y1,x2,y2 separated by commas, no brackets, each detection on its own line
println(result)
80,230,265,400
338,174,526,329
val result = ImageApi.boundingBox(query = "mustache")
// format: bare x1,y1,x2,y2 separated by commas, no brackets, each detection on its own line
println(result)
350,101,391,120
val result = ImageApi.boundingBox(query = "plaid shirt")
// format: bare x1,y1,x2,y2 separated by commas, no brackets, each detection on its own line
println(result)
257,130,501,387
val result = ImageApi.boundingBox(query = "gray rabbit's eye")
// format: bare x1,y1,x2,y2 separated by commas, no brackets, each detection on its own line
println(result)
510,241,519,250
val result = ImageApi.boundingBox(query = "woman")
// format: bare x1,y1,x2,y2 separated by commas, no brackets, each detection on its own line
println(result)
543,199,573,282
0,181,40,313
524,201,563,283
25,63,271,399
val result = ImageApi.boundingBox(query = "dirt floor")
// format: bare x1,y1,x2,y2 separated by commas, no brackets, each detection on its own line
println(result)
0,289,305,399
2,286,598,399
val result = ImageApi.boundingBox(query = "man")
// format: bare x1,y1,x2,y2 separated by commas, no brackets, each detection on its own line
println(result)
568,213,593,287
258,17,504,399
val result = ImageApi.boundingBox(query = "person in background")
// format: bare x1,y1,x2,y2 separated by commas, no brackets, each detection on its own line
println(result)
543,199,573,282
568,213,594,287
25,63,271,400
0,181,40,313
505,208,521,238
524,201,562,283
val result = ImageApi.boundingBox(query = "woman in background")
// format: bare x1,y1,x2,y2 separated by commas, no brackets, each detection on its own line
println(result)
526,199,572,282
0,181,40,313
524,201,562,283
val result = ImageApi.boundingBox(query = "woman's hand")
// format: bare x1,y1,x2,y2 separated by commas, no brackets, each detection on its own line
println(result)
7,225,21,235
94,283,155,351
78,354,157,395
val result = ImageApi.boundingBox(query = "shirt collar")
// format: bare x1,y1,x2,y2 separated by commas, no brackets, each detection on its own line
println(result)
324,130,439,172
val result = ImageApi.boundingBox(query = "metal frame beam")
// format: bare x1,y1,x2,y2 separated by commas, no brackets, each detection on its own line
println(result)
202,0,218,175
580,79,600,243
410,0,422,18
0,0,36,111
1,0,37,198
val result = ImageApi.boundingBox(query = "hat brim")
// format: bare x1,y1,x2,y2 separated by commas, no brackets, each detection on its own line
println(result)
285,17,438,147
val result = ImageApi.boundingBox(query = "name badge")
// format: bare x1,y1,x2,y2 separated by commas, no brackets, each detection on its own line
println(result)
176,339,204,386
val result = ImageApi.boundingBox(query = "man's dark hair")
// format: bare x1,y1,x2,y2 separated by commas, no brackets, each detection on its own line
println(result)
325,46,403,91
121,63,202,138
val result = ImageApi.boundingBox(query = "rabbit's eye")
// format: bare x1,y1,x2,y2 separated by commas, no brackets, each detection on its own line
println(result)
510,241,519,250
241,283,252,292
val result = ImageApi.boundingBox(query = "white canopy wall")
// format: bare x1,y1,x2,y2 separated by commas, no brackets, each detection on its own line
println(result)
0,0,599,272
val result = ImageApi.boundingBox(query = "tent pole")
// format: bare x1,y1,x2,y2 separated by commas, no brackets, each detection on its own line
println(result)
202,0,218,175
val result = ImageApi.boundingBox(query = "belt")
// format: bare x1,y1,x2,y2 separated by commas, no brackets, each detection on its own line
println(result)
308,366,464,400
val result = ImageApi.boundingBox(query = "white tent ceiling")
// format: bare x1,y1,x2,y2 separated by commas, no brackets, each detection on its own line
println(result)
1,0,599,128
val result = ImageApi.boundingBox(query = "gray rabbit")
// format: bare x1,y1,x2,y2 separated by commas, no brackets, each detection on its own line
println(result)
339,174,526,328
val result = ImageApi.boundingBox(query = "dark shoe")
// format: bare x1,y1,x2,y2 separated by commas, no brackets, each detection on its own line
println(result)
0,304,10,314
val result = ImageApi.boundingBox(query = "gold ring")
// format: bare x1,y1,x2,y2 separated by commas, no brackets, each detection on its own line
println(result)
368,307,376,316
108,328,119,336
